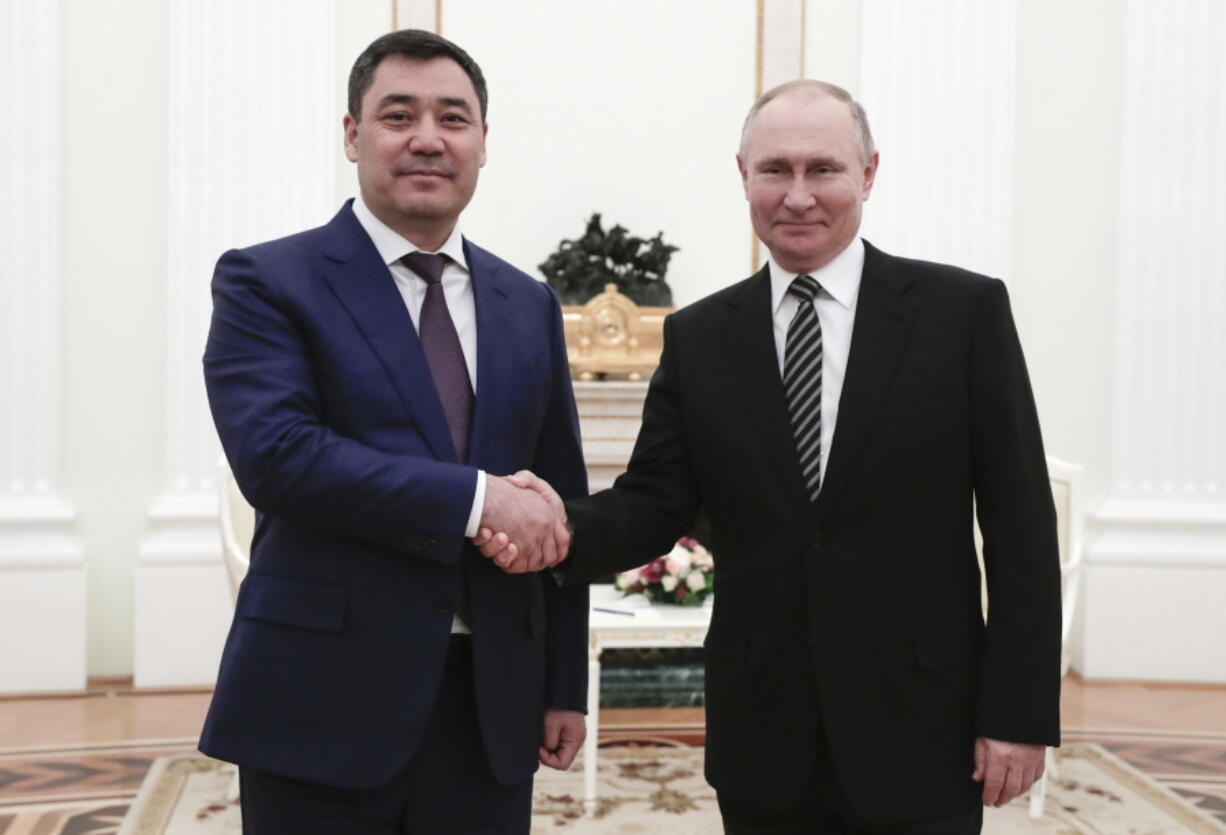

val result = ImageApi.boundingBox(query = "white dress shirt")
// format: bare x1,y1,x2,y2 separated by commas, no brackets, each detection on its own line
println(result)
768,237,865,485
351,197,486,612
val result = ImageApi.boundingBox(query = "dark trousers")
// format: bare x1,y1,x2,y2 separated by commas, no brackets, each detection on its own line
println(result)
239,635,532,834
719,729,982,834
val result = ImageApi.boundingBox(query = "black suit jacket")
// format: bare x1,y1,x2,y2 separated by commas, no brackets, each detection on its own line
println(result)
562,241,1061,822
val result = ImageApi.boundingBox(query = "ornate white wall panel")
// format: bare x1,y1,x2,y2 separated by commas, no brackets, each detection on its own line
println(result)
136,0,338,687
395,0,438,32
1084,0,1226,682
0,0,86,693
857,0,1016,280
761,0,805,90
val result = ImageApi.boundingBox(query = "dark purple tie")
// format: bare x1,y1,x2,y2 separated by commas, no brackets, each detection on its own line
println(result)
401,252,473,462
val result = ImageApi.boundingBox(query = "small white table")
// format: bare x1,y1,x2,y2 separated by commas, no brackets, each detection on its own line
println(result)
583,584,712,817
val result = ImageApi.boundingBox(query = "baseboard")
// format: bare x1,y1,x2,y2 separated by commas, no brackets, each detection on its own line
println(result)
134,492,232,688
1078,500,1226,682
0,496,87,694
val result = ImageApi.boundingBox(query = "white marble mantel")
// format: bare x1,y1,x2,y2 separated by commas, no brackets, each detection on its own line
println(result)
573,380,648,491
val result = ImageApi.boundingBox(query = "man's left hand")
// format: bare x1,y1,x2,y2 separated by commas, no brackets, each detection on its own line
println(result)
540,709,585,770
972,737,1046,807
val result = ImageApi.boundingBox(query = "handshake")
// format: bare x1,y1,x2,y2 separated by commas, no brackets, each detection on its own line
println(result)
473,471,569,573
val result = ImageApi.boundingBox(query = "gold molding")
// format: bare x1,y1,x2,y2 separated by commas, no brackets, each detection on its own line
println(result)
754,0,764,99
800,0,807,76
562,285,670,382
392,0,441,33
751,0,764,274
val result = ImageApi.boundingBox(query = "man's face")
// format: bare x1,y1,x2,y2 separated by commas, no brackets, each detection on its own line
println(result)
737,93,878,274
344,55,487,237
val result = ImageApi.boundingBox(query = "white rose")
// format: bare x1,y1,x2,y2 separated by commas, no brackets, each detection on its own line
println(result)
686,570,707,591
665,545,692,576
661,574,678,592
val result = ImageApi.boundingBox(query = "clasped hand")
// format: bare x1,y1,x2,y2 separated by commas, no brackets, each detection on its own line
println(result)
474,471,568,573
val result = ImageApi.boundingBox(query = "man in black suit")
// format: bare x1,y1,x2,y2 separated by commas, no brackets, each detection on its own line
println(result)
477,80,1061,832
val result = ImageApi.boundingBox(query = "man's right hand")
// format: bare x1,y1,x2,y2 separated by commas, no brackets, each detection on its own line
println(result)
478,473,569,573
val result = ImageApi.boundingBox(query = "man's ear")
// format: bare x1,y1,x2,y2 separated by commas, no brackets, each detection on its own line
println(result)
861,151,880,199
343,113,359,163
736,155,750,197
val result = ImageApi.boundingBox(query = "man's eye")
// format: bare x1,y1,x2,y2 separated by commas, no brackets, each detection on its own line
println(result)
385,113,411,123
441,113,469,124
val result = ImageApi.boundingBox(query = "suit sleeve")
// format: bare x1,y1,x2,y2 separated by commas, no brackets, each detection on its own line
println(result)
561,313,703,586
969,278,1063,746
530,286,591,712
204,248,476,565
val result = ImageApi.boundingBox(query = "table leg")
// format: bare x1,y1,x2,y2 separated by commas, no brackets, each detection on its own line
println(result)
583,650,601,818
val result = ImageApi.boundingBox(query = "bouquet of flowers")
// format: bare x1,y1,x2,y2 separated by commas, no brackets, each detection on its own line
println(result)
613,537,714,606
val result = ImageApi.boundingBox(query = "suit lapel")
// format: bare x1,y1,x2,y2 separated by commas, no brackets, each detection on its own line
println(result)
319,204,457,463
464,240,513,470
813,242,918,523
722,268,815,522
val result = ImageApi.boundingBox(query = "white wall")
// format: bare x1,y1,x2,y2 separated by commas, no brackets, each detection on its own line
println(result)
445,0,755,306
2,0,1222,690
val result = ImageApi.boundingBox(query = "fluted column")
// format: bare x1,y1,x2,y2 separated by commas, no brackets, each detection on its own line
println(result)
1083,0,1226,681
858,0,1017,281
0,0,86,693
135,0,338,686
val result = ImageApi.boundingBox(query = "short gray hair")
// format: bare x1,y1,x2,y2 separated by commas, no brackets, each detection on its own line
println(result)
738,80,876,163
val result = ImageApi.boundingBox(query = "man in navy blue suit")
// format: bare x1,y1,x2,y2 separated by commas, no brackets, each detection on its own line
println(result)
199,29,586,833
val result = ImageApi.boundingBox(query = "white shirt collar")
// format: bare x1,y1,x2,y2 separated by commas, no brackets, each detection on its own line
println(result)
768,237,865,316
351,194,469,272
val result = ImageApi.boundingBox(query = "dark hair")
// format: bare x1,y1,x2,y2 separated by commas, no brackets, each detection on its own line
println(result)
348,29,488,122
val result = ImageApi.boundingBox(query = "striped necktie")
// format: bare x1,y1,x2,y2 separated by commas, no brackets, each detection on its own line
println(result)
784,274,823,502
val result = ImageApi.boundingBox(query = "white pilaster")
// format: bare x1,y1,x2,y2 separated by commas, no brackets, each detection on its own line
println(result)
858,0,1017,280
760,0,805,90
0,0,86,694
1083,0,1226,682
396,0,439,32
136,0,338,687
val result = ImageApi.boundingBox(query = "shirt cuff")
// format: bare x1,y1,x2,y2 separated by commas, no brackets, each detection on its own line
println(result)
464,470,486,538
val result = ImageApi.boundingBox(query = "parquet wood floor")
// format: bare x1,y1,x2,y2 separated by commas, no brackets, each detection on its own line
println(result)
0,677,1221,747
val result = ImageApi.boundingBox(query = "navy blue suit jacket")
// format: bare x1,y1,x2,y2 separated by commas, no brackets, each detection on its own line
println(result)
199,202,589,790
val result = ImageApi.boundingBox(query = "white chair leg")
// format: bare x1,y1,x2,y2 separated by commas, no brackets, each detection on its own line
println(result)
1027,772,1047,818
1027,746,1055,818
226,768,241,803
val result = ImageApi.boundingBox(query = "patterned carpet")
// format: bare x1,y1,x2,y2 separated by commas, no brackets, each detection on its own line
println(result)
0,731,1222,833
1063,727,1226,824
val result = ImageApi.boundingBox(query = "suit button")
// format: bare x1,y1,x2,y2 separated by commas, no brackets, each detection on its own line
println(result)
811,531,824,547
